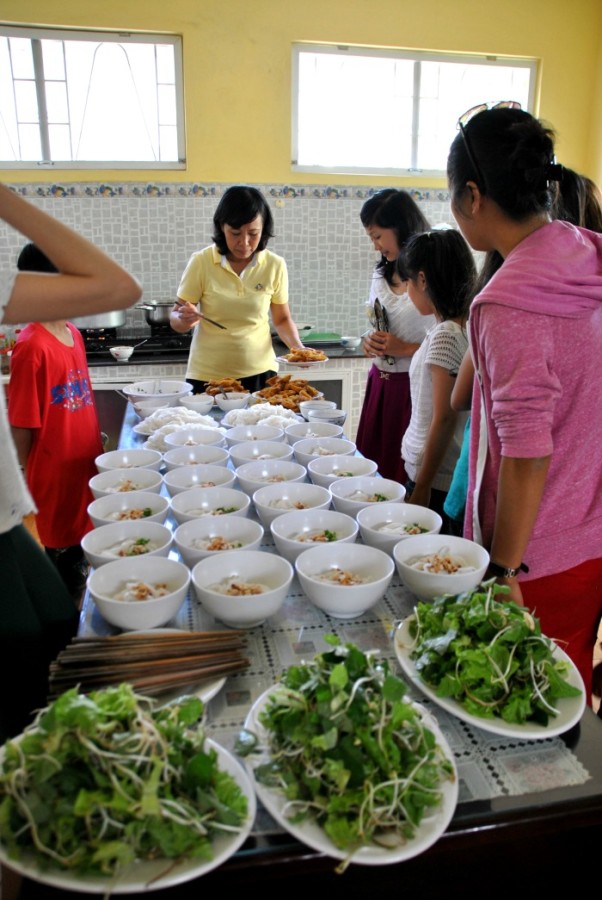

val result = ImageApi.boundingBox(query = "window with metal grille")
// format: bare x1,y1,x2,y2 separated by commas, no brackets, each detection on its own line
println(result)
0,26,185,169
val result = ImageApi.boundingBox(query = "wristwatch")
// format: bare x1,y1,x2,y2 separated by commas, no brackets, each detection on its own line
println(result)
487,561,529,579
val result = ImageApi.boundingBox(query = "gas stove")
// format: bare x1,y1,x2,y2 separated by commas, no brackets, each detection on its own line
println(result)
81,326,192,363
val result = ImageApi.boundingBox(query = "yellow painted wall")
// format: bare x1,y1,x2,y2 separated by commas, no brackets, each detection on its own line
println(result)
3,0,602,184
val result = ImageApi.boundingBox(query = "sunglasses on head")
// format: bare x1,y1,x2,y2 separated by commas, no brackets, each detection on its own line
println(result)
457,101,522,189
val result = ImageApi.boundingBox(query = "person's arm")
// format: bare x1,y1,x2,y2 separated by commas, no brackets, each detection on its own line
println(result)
488,455,551,604
451,350,475,411
10,425,34,470
0,184,141,324
407,364,459,508
270,302,304,350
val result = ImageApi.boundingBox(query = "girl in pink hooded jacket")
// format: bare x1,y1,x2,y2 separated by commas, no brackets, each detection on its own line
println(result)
447,104,602,697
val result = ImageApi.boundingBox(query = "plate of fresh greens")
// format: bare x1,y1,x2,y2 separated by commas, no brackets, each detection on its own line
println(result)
394,583,585,740
237,637,458,869
0,685,255,893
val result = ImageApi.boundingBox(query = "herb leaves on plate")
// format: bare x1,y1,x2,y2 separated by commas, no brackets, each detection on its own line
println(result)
237,636,455,860
0,684,248,876
408,582,582,725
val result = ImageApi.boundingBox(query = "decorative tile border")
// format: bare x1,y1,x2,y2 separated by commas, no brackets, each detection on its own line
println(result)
8,181,451,203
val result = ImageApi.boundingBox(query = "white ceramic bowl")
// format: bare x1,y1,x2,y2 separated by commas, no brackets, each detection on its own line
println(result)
163,464,236,497
122,380,193,405
134,399,171,419
284,421,344,445
298,399,336,420
357,503,443,556
307,408,347,427
170,486,250,525
88,557,190,630
229,440,294,468
191,551,293,628
163,425,226,449
95,448,163,473
88,490,170,527
340,336,362,350
225,424,285,446
235,459,307,495
307,454,378,488
295,543,394,618
214,391,251,411
81,521,174,568
174,516,264,567
293,437,356,469
109,346,134,361
163,444,230,470
329,475,406,516
270,509,359,563
252,482,331,527
393,534,490,601
178,393,214,414
88,468,163,499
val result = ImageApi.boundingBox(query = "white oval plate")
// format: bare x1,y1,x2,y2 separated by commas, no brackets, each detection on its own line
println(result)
394,616,586,740
243,685,458,866
0,739,255,894
276,355,328,368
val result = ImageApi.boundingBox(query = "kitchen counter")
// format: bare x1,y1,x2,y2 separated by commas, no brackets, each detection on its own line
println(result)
10,407,602,899
85,338,365,368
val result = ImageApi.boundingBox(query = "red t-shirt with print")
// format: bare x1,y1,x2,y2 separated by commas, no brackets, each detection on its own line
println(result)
8,322,102,548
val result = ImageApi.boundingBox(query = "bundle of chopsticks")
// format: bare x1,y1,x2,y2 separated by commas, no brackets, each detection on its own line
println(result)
48,630,249,699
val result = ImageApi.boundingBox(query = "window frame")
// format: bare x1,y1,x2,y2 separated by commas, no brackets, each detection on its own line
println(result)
0,24,186,170
291,43,538,177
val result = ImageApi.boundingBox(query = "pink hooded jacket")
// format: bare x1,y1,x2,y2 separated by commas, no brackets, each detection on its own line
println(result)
466,220,602,580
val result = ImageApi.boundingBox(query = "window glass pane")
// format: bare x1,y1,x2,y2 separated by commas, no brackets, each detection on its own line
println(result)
158,84,176,126
18,123,41,159
14,81,39,122
8,37,34,79
416,61,532,171
41,40,65,80
45,81,68,123
156,43,175,83
49,123,71,159
297,52,414,168
159,124,178,160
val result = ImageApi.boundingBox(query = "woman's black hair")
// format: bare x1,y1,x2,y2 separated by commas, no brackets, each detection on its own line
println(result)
553,168,602,233
447,107,557,221
400,229,476,321
212,185,274,254
17,242,58,273
360,189,430,283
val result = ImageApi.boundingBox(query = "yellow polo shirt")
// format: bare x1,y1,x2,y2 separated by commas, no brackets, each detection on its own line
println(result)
177,245,288,381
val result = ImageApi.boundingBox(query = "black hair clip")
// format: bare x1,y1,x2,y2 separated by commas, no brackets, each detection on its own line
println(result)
545,162,564,183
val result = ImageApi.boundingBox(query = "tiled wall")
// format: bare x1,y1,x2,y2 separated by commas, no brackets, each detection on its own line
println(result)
0,182,454,337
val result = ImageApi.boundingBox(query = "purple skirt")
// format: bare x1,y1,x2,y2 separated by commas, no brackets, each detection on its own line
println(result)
355,365,411,483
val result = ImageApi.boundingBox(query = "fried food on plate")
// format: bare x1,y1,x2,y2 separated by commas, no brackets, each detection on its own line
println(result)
255,374,320,411
205,378,248,395
284,347,328,362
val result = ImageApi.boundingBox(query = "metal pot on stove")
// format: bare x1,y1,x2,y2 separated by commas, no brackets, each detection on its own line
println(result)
72,310,126,330
136,303,175,327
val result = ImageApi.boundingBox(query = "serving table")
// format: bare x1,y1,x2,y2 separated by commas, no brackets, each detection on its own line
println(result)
11,405,602,898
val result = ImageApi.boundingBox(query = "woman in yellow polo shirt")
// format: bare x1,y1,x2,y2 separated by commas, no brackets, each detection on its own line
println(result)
171,185,304,393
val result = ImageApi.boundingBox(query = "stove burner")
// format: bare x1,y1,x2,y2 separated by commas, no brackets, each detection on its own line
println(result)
81,326,192,361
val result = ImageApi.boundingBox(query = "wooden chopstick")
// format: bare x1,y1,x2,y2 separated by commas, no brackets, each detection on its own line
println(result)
47,630,250,699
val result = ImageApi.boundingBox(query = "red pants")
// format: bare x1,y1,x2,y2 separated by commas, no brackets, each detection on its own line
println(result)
521,557,602,702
